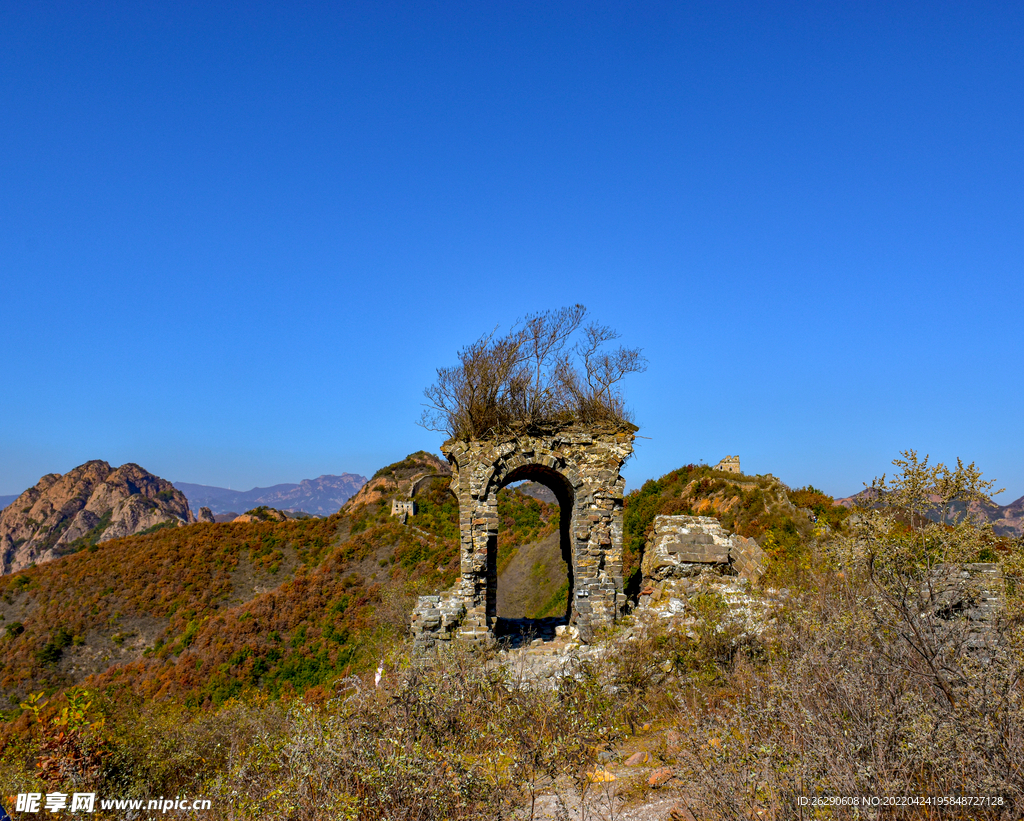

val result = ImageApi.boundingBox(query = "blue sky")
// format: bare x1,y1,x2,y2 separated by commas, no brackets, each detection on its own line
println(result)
2,2,1022,502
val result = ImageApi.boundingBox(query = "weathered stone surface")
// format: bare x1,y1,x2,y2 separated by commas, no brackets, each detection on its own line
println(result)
411,592,467,650
641,515,766,585
410,422,636,648
729,535,766,584
637,514,777,641
648,767,675,787
0,461,194,575
664,531,730,563
641,516,733,581
927,562,1006,651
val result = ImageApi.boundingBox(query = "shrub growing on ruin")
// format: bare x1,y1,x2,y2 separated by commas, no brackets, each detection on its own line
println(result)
420,305,646,439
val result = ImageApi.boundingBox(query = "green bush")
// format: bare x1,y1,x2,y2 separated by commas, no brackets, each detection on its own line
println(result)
36,627,74,665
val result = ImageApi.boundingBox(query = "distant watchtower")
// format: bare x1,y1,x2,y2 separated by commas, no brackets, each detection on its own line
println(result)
391,499,415,523
714,455,741,475
411,422,637,647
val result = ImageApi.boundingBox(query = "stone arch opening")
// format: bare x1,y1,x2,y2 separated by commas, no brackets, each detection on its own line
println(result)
491,463,575,643
409,424,636,649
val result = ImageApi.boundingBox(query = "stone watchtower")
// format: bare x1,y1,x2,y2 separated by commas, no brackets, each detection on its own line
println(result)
714,455,741,475
411,422,636,646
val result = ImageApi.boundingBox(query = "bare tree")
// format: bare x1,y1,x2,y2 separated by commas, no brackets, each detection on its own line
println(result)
562,321,646,423
420,306,646,439
516,305,587,423
421,328,528,439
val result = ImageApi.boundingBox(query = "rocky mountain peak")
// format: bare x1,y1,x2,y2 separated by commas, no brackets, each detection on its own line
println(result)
0,461,194,575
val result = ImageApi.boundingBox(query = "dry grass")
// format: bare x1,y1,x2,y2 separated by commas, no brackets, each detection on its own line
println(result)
2,454,1021,819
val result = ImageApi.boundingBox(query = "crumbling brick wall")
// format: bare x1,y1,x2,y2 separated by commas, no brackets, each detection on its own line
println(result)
412,422,636,647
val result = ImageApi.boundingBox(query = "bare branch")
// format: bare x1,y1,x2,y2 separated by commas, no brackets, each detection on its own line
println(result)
419,306,644,438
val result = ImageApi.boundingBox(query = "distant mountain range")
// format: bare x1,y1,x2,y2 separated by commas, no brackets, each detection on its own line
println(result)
0,463,368,577
174,474,367,516
836,488,1024,538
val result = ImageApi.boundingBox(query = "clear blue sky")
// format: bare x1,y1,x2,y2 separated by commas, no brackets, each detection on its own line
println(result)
2,2,1022,503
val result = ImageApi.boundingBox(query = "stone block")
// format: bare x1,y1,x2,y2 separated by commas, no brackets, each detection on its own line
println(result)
664,541,729,564
729,536,766,583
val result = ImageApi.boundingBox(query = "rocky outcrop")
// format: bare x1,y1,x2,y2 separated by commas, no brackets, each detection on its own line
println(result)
0,461,194,575
196,507,216,523
232,507,288,523
344,452,451,512
344,477,399,509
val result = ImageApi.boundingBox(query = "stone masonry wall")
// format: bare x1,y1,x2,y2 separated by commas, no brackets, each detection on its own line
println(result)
713,455,741,474
410,592,467,651
637,514,770,637
411,423,636,648
927,562,1006,652
640,515,765,585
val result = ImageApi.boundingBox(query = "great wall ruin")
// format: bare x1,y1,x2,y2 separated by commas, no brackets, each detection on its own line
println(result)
409,432,1007,658
408,423,780,649
411,422,636,647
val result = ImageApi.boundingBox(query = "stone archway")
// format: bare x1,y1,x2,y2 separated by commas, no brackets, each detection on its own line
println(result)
411,422,636,646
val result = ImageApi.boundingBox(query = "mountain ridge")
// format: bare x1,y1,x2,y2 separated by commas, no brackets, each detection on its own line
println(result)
835,487,1024,537
175,473,366,516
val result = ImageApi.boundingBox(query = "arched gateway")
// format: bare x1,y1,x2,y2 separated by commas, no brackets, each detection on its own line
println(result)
411,422,636,647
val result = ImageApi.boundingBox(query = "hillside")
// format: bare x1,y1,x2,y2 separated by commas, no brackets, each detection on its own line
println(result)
0,455,849,708
175,473,366,516
0,458,458,711
493,483,564,619
0,452,588,714
0,461,194,576
621,463,852,589
1,453,1019,819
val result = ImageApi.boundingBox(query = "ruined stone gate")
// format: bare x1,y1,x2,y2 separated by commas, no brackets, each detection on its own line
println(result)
411,423,637,647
